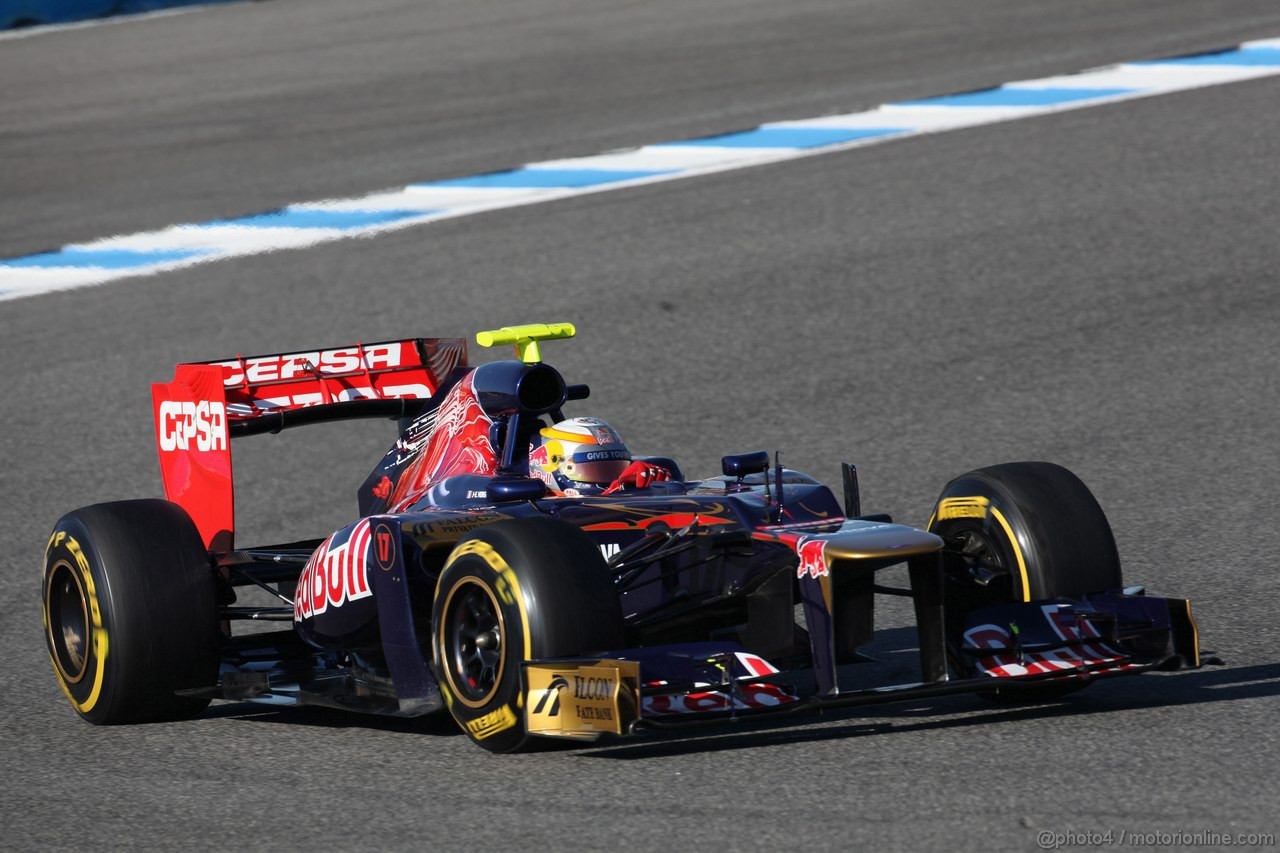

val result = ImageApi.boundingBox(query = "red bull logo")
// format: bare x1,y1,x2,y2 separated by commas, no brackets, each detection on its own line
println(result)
529,443,558,487
294,519,374,621
796,537,829,580
530,444,550,469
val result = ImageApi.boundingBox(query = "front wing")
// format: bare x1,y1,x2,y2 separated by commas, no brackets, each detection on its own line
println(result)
511,590,1203,743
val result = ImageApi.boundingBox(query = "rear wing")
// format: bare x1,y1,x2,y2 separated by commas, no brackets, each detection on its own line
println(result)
151,337,468,551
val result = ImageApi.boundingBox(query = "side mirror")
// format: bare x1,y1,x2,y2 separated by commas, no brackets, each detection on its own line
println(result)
721,451,770,478
486,476,548,504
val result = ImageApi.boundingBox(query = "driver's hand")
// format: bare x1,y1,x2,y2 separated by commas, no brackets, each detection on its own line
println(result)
603,460,672,495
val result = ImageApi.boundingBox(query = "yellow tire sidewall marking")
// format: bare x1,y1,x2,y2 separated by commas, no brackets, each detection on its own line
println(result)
438,539,532,727
45,534,109,714
44,559,90,685
988,506,1032,603
930,495,1032,603
444,539,532,654
929,495,991,528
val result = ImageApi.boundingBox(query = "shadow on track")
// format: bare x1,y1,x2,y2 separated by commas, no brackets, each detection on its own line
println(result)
200,703,463,737
573,662,1280,761
191,662,1279,755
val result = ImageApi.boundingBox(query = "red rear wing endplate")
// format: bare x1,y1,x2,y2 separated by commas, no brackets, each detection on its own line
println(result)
151,337,467,551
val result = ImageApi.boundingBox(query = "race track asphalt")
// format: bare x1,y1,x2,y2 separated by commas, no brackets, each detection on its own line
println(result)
2,1,1279,850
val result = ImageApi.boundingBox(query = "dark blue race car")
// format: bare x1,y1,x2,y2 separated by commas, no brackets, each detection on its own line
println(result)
42,323,1206,752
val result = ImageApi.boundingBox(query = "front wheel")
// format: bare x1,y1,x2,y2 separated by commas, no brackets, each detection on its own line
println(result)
928,462,1123,701
432,517,626,753
42,500,220,724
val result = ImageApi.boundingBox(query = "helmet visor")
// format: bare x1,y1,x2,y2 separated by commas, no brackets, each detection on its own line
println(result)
563,448,631,485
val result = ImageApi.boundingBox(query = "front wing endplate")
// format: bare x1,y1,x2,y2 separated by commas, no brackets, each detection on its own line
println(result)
524,659,641,739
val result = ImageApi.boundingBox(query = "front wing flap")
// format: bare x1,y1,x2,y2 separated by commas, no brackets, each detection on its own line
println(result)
519,591,1205,742
958,590,1202,681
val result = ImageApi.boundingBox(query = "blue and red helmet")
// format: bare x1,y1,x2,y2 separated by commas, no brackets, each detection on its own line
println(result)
529,417,631,493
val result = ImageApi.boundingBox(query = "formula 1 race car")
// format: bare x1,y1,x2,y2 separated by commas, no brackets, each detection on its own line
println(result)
42,323,1205,752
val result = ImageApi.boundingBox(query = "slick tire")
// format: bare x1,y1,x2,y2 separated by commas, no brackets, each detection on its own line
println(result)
928,462,1123,702
432,517,626,753
42,500,220,724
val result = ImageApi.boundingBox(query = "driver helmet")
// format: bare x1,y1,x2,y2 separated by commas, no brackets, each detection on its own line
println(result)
529,417,631,494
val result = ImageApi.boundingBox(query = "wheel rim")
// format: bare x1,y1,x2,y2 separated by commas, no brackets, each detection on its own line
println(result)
954,527,1005,581
46,561,90,685
943,523,1018,604
440,577,506,708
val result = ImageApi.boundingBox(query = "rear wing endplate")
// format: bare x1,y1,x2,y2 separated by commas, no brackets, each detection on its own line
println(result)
151,337,467,551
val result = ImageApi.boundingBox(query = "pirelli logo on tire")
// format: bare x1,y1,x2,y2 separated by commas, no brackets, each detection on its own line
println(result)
935,496,990,522
525,660,640,739
465,705,518,740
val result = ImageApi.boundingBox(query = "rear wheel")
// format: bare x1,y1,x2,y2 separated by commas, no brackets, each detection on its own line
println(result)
928,462,1122,701
432,517,626,753
42,500,220,724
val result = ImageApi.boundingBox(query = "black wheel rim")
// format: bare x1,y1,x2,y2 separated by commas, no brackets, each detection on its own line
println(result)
954,527,1004,579
442,578,505,706
46,561,90,684
942,523,1018,606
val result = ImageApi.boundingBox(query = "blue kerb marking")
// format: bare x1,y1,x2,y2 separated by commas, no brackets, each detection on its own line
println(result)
418,168,673,189
200,208,433,230
1134,46,1280,67
6,34,1280,302
658,126,906,149
0,247,212,269
896,87,1136,108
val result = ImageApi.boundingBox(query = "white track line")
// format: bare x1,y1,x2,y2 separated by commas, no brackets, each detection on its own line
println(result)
3,38,1279,302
